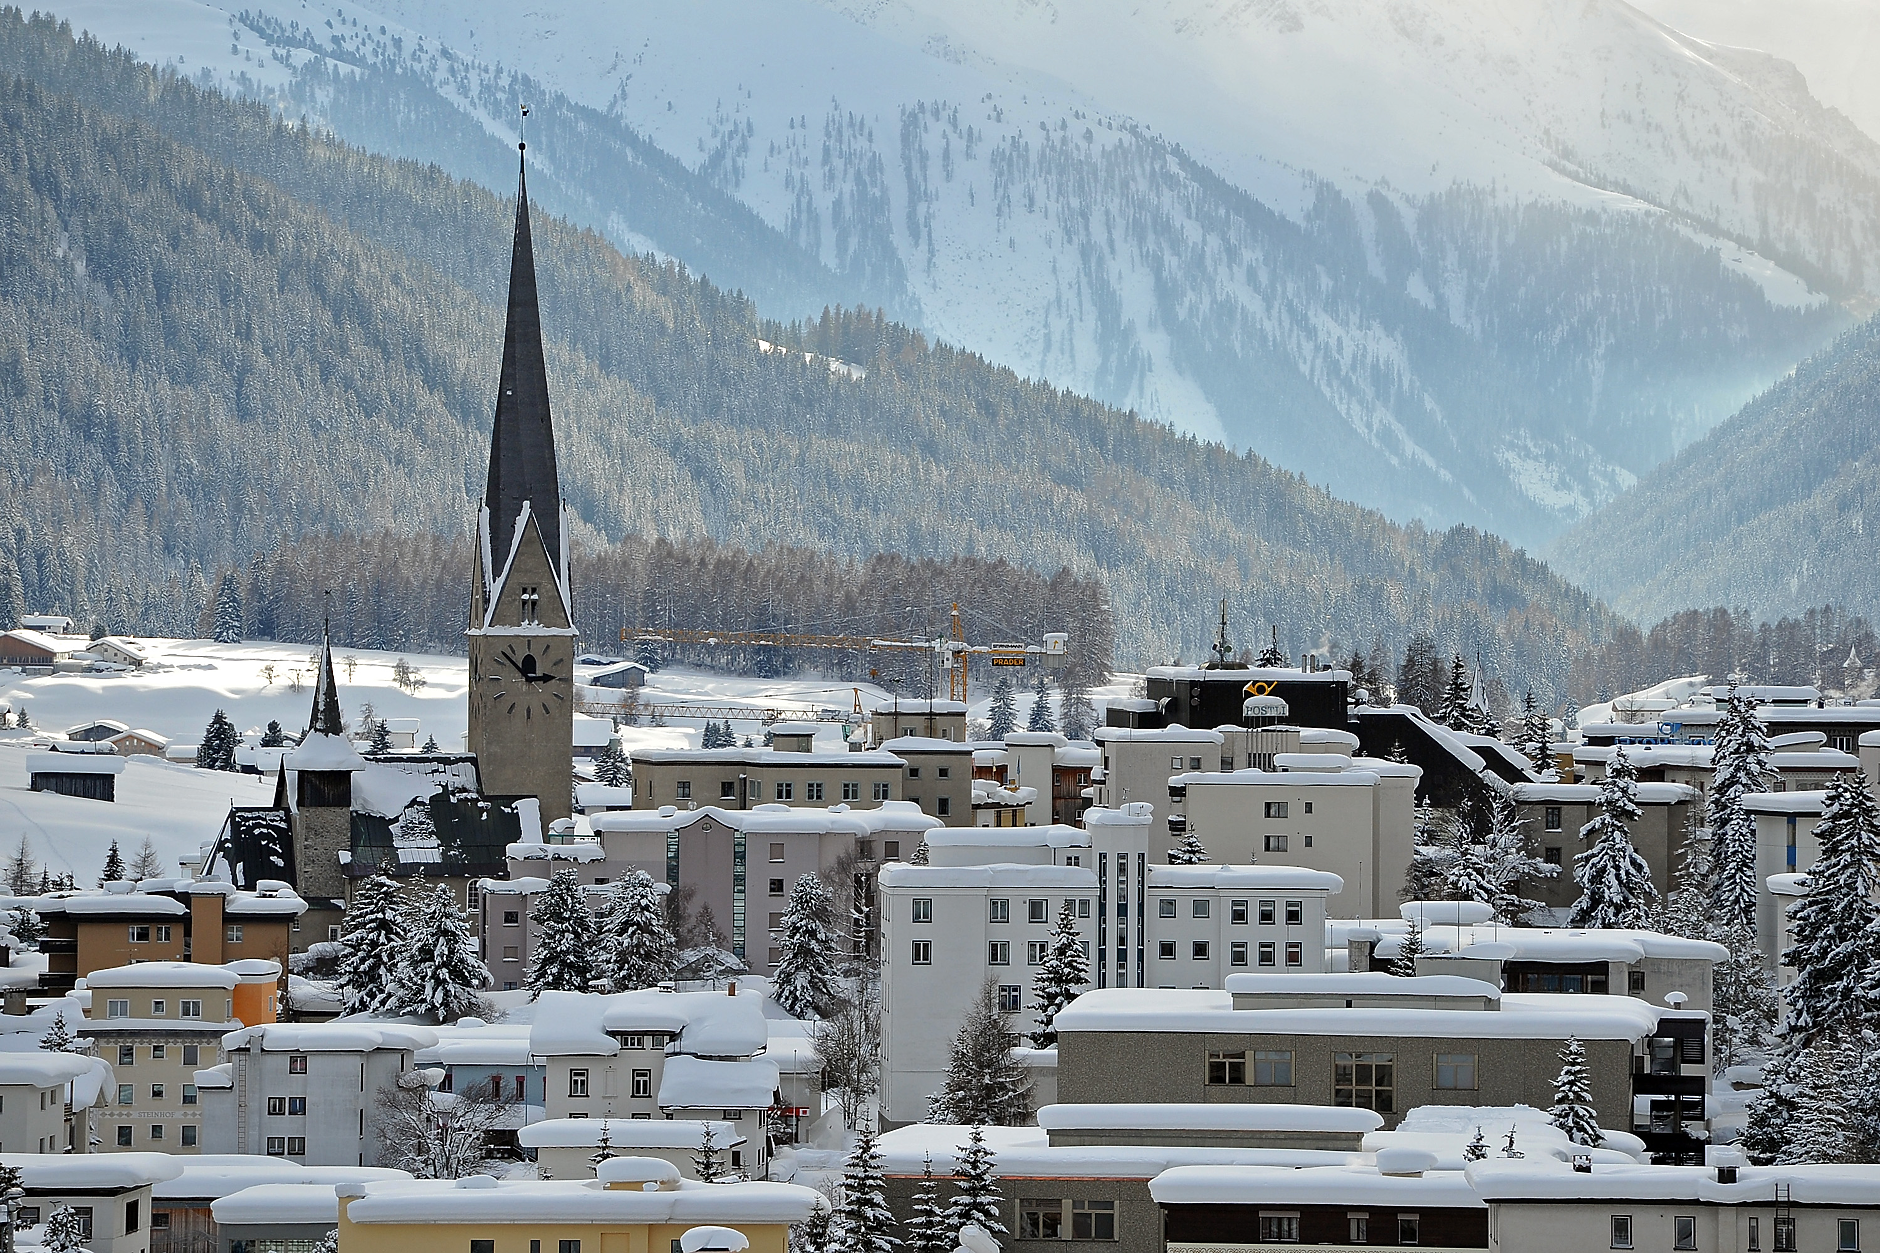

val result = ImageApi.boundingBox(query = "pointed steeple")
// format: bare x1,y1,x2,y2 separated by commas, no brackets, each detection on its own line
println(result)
483,141,563,583
308,615,344,736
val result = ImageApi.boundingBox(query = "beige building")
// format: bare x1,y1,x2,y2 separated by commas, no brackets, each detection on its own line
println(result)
1510,781,1699,916
869,698,967,744
629,746,906,812
81,963,240,1153
880,737,973,824
515,1117,743,1181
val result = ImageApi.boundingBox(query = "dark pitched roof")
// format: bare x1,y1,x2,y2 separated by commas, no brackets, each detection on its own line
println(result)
308,617,344,736
484,149,562,580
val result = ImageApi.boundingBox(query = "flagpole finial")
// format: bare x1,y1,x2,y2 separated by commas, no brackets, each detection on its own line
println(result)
519,101,530,153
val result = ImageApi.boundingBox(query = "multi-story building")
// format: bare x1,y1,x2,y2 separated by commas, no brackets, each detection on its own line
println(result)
1569,737,1858,797
627,746,907,813
877,862,1098,1126
81,963,248,1153
1090,726,1223,835
1747,788,1828,971
0,1051,104,1155
7,1153,181,1253
34,882,307,995
1510,781,1701,917
1141,865,1342,987
515,1116,743,1181
1153,1159,1487,1253
880,737,974,824
869,699,968,744
923,825,1091,868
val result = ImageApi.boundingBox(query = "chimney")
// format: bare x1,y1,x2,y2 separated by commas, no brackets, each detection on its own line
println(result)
727,981,737,997
1717,1166,1738,1184
1571,1154,1593,1174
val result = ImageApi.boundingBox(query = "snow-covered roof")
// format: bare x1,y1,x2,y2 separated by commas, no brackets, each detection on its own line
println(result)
1174,766,1381,788
829,802,948,835
1224,972,1500,999
877,863,1098,890
1861,729,1880,747
657,1054,780,1109
284,731,367,772
414,1025,537,1068
212,1183,347,1226
1464,1157,1880,1205
1572,743,1856,771
1079,802,1154,827
1148,665,1350,683
24,750,125,776
1767,873,1810,897
925,825,1090,849
629,747,905,767
0,1152,183,1189
222,887,308,917
1367,1104,1645,1168
339,1178,822,1225
1038,1103,1383,1134
1275,752,1350,771
1094,724,1223,745
528,988,770,1058
1151,1163,1483,1208
880,735,971,752
869,699,967,715
222,1023,438,1053
1055,744,1100,766
1742,790,1829,815
573,783,633,809
156,1156,410,1200
971,780,1037,806
508,839,607,861
40,891,188,916
1509,782,1698,804
1409,925,1727,965
517,1118,741,1150
1055,988,1664,1040
86,962,239,990
0,1052,97,1087
1300,728,1362,748
1149,865,1343,892
877,1123,1350,1178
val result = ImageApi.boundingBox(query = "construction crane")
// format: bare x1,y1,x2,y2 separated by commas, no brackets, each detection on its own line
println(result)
618,604,1068,702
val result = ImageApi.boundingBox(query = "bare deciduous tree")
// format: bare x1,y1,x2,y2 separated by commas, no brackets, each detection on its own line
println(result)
375,1073,516,1179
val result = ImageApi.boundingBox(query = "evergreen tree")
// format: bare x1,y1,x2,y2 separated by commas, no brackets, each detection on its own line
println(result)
128,837,164,881
1439,815,1494,905
793,1200,833,1253
1657,817,1716,941
1778,1040,1853,1165
211,571,244,643
41,1205,85,1253
1029,899,1089,1047
260,719,287,747
38,1010,77,1053
1253,626,1289,669
388,883,493,1023
600,868,678,992
1517,691,1553,771
369,719,392,753
12,707,26,732
1389,925,1425,977
1779,770,1880,1049
1708,686,1771,933
929,978,1032,1125
8,905,44,945
421,733,441,753
1710,923,1777,1073
1057,675,1096,741
828,1127,898,1253
3,835,34,897
97,840,125,886
1739,1052,1798,1165
692,1123,728,1182
1499,1128,1524,1159
1167,828,1208,866
1400,799,1449,901
595,741,631,788
1481,791,1556,924
906,1156,950,1253
1548,1037,1604,1146
1463,1127,1489,1161
197,708,239,772
1570,746,1658,929
944,1126,1007,1245
771,874,844,1019
337,872,407,1014
1436,653,1473,730
1025,673,1056,733
909,841,930,866
525,870,599,997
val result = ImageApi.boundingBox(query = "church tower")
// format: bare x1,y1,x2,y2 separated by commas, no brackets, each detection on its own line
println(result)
467,139,576,823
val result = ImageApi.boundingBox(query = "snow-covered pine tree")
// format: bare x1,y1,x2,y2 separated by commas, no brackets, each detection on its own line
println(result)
985,677,1015,737
909,841,930,865
1399,798,1451,902
793,1199,833,1253
929,978,1031,1126
1708,687,1772,933
1029,898,1089,1047
1656,817,1716,941
1569,746,1658,929
1254,626,1288,670
1025,673,1056,733
595,741,630,788
97,840,126,886
1167,828,1208,866
692,1123,727,1182
828,1127,898,1253
1517,691,1553,771
1738,1052,1798,1165
1057,676,1097,741
8,904,44,945
1779,769,1880,1050
12,706,28,731
4,833,33,896
41,1205,85,1253
771,873,843,1019
1388,925,1425,977
260,719,287,748
905,1155,950,1253
600,868,678,992
422,734,441,753
1481,791,1555,924
211,571,244,644
38,1010,77,1053
128,837,163,881
525,870,599,997
1436,653,1472,730
1439,814,1494,906
944,1126,1008,1246
1548,1037,1604,1146
1499,1128,1523,1159
336,871,407,1014
197,709,239,772
1777,1039,1853,1165
388,884,492,1023
1463,1127,1489,1162
1709,923,1776,1072
700,721,722,749
369,719,392,753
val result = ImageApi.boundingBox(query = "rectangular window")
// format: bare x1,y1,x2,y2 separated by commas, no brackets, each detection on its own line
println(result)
1231,941,1249,966
226,925,244,942
989,899,1010,923
1399,1215,1420,1246
502,945,520,961
1258,1214,1300,1242
805,782,825,801
1840,1219,1861,1252
886,841,901,860
1545,806,1563,831
568,1069,589,1097
1191,898,1211,919
1264,834,1289,852
149,1123,163,1141
1028,941,1048,966
858,839,875,860
908,767,922,779
1192,941,1210,960
1749,1217,1760,1251
1435,1053,1478,1090
632,1069,652,1098
265,1136,286,1156
560,1243,581,1253
988,941,1010,966
768,842,786,863
151,1045,166,1060
1189,756,1203,771
1207,1050,1247,1085
125,1201,140,1234
1029,898,1050,924
473,1243,496,1253
1259,941,1277,966
1611,1216,1634,1250
182,1084,198,1106
1285,900,1303,925
288,1096,307,1115
774,781,793,800
1285,942,1304,967
769,878,786,896
181,1000,202,1019
183,1045,200,1066
1544,846,1563,866
118,1045,135,1066
1350,1217,1369,1243
107,1000,129,1019
1072,1200,1116,1240
1334,1052,1395,1113
289,1055,309,1074
1776,1217,1797,1251
128,925,150,943
115,1126,133,1147
720,780,737,799
151,999,166,1017
72,1210,93,1242
1264,801,1289,819
1231,899,1248,925
1158,898,1176,918
912,898,933,923
842,782,861,801
1171,756,1184,770
999,985,1022,1013
1254,1050,1294,1086
151,1083,166,1100
1675,1216,1698,1250
873,781,891,801
267,1097,287,1116
117,1084,134,1106
13,1211,36,1229
1021,1200,1063,1241
1158,940,1177,960
1259,899,1276,925
911,940,932,965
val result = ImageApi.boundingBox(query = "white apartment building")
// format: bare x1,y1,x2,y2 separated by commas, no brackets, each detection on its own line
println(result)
0,1051,103,1155
82,964,240,1154
1746,789,1827,972
923,825,1090,867
1090,726,1222,846
1141,866,1342,988
877,862,1098,1126
1081,802,1156,990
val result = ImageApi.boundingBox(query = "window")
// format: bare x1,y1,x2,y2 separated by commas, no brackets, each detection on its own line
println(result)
568,1069,589,1097
1192,941,1210,960
999,985,1022,1013
674,780,693,800
858,839,875,859
151,1083,166,1100
1189,756,1203,771
152,1045,166,1060
128,925,150,943
1285,900,1303,925
473,1243,496,1253
1544,846,1563,866
1021,1200,1063,1240
1630,970,1648,994
1435,1053,1477,1090
72,1210,92,1241
1231,941,1248,966
1254,1050,1294,1086
769,878,786,896
910,940,933,965
181,999,202,1019
1028,942,1048,966
183,1045,200,1066
107,1000,129,1019
719,780,737,799
1072,1201,1116,1240
1611,1216,1634,1249
1158,940,1176,960
1171,756,1184,770
873,782,891,800
288,1096,307,1115
1193,899,1210,918
774,781,793,800
182,1084,197,1106
842,782,861,801
14,1209,37,1228
1334,1052,1395,1113
1231,899,1248,924
1675,1216,1698,1250
502,946,520,961
289,1055,309,1074
1158,898,1177,918
1776,1217,1797,1251
1545,806,1563,831
1749,1217,1760,1251
1259,899,1276,925
1350,1217,1369,1242
912,898,933,923
1399,1215,1420,1245
151,999,166,1016
1207,1050,1246,1085
1259,941,1277,966
805,782,825,801
1840,1219,1861,1252
632,1069,652,1098
1258,1214,1300,1242
287,1136,306,1155
268,1097,287,1116
1029,898,1050,923
328,925,341,943
1285,942,1303,967
118,1084,134,1106
908,767,922,779
118,1045,135,1066
226,925,244,943
116,1126,133,1146
988,941,1010,966
1264,834,1289,852
149,1123,163,1142
1264,801,1289,819
1076,897,1090,917
125,1201,140,1234
989,899,1010,923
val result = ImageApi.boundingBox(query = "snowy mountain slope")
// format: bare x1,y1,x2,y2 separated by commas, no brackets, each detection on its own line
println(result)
30,0,1865,542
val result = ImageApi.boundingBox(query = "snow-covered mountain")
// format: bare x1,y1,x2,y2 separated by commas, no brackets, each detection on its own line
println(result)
42,0,1877,544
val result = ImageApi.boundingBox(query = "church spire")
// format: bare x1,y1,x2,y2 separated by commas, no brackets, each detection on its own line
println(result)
308,612,344,737
483,135,563,587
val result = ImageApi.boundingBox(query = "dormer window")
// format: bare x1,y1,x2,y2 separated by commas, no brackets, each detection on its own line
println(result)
519,586,542,622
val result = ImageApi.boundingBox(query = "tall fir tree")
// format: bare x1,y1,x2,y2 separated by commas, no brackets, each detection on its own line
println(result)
1777,1039,1854,1165
595,741,631,788
928,978,1032,1126
1779,770,1880,1050
1167,828,1208,866
1029,899,1090,1047
525,870,599,997
986,675,1018,741
793,1199,833,1253
943,1126,1008,1245
1439,814,1494,905
905,1155,950,1253
1657,817,1716,941
1517,691,1553,771
38,1010,77,1053
197,709,239,772
128,837,164,881
389,884,492,1023
1400,799,1449,902
211,571,244,643
1547,1037,1604,1146
1057,675,1097,742
41,1205,85,1253
337,871,407,1014
828,1127,899,1253
369,719,392,753
1708,686,1771,933
97,840,125,886
1739,1050,1799,1165
1025,673,1056,733
1570,746,1658,929
600,868,678,992
771,873,844,1019
692,1123,728,1183
5,834,36,896
259,719,287,748
1389,925,1425,977
1480,791,1556,924
1436,653,1473,730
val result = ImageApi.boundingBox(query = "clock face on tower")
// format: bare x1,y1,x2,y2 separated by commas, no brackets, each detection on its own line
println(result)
482,637,569,722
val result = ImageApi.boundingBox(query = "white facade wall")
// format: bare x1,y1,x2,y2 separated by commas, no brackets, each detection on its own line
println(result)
1091,727,1223,855
1142,866,1341,988
204,1037,417,1166
1082,804,1155,991
877,863,1097,1126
